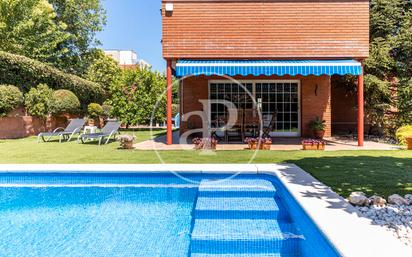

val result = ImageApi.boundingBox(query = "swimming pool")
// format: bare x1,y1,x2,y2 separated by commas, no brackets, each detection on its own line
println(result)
0,172,340,257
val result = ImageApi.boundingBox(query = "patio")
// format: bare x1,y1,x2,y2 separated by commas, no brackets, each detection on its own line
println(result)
134,131,401,151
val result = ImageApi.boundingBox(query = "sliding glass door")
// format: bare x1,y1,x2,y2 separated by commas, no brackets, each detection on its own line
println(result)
209,80,300,137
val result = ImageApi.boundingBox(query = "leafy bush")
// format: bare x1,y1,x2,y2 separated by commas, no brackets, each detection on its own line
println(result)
106,68,167,126
309,117,326,131
0,85,23,116
24,84,53,117
172,103,179,117
87,103,104,118
396,125,412,145
48,90,81,115
0,51,104,104
85,50,121,92
102,104,112,117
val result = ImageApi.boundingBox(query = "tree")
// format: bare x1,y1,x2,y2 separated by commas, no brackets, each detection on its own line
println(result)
106,68,167,127
24,83,53,117
0,0,69,63
85,49,121,93
48,0,106,74
334,0,412,135
365,0,412,131
0,84,23,116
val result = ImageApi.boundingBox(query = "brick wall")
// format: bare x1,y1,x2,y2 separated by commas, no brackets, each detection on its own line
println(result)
180,76,209,134
0,110,70,139
331,81,358,134
301,75,332,137
162,0,369,59
180,75,332,137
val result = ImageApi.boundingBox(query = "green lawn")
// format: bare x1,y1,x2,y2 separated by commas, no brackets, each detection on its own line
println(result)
0,129,411,198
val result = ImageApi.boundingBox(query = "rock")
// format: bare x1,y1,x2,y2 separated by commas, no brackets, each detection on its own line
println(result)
349,192,370,206
118,135,135,142
370,195,387,207
405,194,412,205
388,194,407,205
118,135,136,149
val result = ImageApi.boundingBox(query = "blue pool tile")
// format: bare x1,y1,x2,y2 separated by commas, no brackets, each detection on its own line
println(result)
195,197,280,219
191,253,299,257
190,219,302,254
199,179,276,198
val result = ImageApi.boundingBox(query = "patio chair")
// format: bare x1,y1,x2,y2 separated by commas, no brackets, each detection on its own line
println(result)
37,118,86,143
78,121,122,145
226,109,244,142
210,116,226,141
262,112,277,138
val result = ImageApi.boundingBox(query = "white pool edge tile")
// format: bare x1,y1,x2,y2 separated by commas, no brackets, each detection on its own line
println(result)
257,163,411,257
0,163,410,256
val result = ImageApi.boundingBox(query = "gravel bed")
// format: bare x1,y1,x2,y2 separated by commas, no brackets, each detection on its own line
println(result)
356,205,412,247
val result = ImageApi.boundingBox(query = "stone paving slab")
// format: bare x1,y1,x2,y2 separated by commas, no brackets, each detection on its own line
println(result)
134,132,400,151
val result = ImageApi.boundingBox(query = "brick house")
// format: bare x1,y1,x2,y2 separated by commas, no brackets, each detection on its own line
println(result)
162,0,369,146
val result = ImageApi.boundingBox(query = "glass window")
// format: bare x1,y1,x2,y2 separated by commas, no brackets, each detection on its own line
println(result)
209,81,300,135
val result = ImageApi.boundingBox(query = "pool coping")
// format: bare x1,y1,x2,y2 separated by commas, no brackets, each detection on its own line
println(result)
0,164,410,257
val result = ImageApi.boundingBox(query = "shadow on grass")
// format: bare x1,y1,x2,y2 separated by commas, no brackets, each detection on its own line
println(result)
78,139,118,146
288,155,412,198
280,156,412,232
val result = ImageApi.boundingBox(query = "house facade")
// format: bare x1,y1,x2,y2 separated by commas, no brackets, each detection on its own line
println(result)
162,0,369,145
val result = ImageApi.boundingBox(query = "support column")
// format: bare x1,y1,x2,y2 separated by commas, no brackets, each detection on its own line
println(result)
166,59,173,145
357,70,364,147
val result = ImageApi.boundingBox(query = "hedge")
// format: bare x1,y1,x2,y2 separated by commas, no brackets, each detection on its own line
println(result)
49,90,81,115
0,51,104,104
0,85,24,117
87,103,104,118
24,84,53,117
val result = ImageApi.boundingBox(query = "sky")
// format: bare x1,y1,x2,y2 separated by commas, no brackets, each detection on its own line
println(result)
97,0,164,72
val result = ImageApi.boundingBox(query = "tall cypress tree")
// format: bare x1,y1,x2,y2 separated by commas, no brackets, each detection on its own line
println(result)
364,0,412,131
334,0,412,134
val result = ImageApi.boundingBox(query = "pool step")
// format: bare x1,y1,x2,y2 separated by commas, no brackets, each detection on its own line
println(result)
191,253,299,257
190,179,301,257
198,179,276,198
190,219,301,255
194,197,280,219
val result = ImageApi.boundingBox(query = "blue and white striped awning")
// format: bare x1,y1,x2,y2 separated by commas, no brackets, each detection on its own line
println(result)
175,60,362,77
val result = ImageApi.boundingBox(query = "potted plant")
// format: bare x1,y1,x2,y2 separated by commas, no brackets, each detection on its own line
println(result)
192,137,218,150
396,125,412,150
309,117,326,139
244,137,272,150
302,139,326,150
244,137,258,150
87,103,104,127
407,137,412,150
261,137,272,150
118,135,135,149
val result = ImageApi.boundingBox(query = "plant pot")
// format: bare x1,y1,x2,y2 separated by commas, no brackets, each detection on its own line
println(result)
313,130,325,139
248,142,271,150
262,143,271,150
121,141,134,149
194,143,202,150
302,142,325,150
406,137,412,150
88,119,95,127
249,142,257,150
119,135,135,149
194,141,217,150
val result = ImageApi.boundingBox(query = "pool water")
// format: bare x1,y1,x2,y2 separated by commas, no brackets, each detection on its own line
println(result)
0,173,340,257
